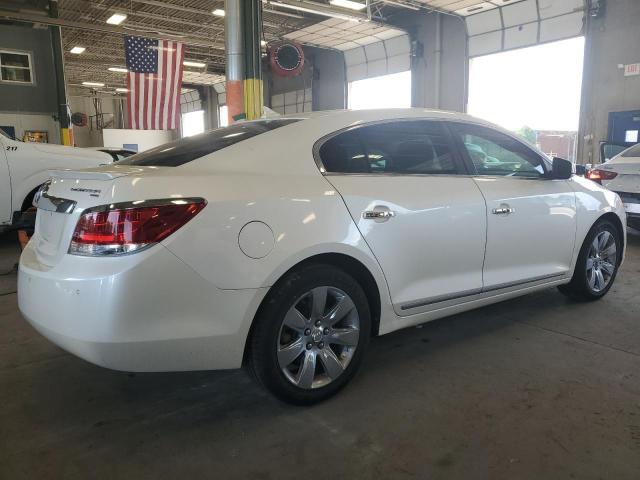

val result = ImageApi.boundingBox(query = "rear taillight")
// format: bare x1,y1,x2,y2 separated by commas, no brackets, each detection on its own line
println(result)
586,169,618,184
69,198,206,256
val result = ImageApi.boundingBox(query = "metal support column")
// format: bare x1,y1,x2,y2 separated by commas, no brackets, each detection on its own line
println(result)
225,0,245,123
49,0,73,145
243,0,264,120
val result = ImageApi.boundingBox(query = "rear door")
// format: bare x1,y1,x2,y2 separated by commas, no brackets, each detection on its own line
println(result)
450,122,577,289
319,119,487,314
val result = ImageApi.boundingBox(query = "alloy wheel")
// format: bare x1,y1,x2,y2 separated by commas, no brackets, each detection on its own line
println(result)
277,286,360,389
586,230,617,293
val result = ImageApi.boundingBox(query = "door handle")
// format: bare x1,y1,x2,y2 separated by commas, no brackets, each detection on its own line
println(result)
363,210,396,220
492,205,515,215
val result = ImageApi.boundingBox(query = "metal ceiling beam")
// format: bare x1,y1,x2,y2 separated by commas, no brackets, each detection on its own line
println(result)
0,8,225,49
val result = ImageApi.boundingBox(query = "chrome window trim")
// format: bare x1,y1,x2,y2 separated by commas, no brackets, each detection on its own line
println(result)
312,117,474,177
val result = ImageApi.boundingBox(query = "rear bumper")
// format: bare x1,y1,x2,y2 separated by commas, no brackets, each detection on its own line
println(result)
612,191,640,230
18,241,267,372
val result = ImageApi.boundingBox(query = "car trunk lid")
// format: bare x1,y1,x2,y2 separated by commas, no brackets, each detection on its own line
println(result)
31,165,165,267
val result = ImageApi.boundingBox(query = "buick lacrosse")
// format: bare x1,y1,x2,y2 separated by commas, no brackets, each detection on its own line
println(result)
19,109,626,404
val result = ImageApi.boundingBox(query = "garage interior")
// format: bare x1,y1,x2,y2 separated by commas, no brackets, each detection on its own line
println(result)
1,0,640,478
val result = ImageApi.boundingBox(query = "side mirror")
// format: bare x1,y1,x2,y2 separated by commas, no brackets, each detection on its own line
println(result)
575,164,587,176
552,157,572,180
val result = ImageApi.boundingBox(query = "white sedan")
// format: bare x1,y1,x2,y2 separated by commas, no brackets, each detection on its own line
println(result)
18,109,626,404
587,143,640,231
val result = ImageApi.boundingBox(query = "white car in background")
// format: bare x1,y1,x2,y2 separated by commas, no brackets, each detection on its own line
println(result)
18,109,626,404
587,143,640,231
0,129,111,231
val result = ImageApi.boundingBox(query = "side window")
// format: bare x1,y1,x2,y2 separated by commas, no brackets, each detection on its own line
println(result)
452,123,546,178
319,121,458,175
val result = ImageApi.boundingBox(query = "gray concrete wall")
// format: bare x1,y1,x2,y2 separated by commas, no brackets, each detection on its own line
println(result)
266,46,346,111
0,24,57,114
392,11,468,112
578,0,640,165
307,47,346,111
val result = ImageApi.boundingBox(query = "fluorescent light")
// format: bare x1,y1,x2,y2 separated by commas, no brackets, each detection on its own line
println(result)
212,9,225,16
261,40,267,46
115,88,129,92
269,1,362,21
82,82,105,87
108,67,128,73
329,0,367,10
106,13,127,25
183,60,206,68
70,46,85,54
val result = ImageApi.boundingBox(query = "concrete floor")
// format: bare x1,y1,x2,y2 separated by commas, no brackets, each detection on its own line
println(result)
1,232,640,480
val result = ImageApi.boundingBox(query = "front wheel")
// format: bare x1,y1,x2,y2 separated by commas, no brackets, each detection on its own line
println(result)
250,264,371,405
558,219,621,301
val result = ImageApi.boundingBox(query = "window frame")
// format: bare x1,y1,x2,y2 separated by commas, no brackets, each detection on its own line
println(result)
0,49,35,85
447,121,552,180
313,118,471,177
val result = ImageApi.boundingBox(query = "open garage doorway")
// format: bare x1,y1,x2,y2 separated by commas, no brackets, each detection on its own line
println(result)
348,71,412,110
468,37,585,162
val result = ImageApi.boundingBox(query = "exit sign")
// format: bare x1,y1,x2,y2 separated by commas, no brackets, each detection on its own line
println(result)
624,63,640,76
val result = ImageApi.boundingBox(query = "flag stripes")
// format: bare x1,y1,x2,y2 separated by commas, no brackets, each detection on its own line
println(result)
125,37,184,130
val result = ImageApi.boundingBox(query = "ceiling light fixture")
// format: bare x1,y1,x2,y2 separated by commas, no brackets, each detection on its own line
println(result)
212,9,225,16
108,67,128,73
106,13,127,25
82,82,105,87
115,88,129,93
329,0,367,10
70,46,86,54
268,1,364,21
183,60,206,68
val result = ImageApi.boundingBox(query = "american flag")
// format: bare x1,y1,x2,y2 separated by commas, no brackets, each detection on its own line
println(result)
124,36,185,130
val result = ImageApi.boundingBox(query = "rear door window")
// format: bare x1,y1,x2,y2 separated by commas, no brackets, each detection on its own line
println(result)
318,120,461,175
117,119,301,167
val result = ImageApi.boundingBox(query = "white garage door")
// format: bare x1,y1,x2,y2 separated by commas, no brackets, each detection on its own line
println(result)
463,0,587,57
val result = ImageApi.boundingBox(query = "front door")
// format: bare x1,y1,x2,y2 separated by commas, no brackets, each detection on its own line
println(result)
450,122,577,289
318,119,487,314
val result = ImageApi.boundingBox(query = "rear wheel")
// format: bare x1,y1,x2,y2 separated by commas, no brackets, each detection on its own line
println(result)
250,264,370,405
558,219,621,300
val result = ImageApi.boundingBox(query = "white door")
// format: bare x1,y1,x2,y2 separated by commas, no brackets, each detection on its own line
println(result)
0,134,12,225
450,122,577,289
319,120,487,314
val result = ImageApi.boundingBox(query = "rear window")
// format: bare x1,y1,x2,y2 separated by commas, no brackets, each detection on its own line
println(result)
117,119,301,167
622,143,640,158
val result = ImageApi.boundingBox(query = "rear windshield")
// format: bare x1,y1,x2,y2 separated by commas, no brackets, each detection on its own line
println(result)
622,143,640,158
117,119,301,167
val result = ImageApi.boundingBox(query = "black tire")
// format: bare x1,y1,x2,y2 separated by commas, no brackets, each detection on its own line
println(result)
250,264,371,405
558,218,622,301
